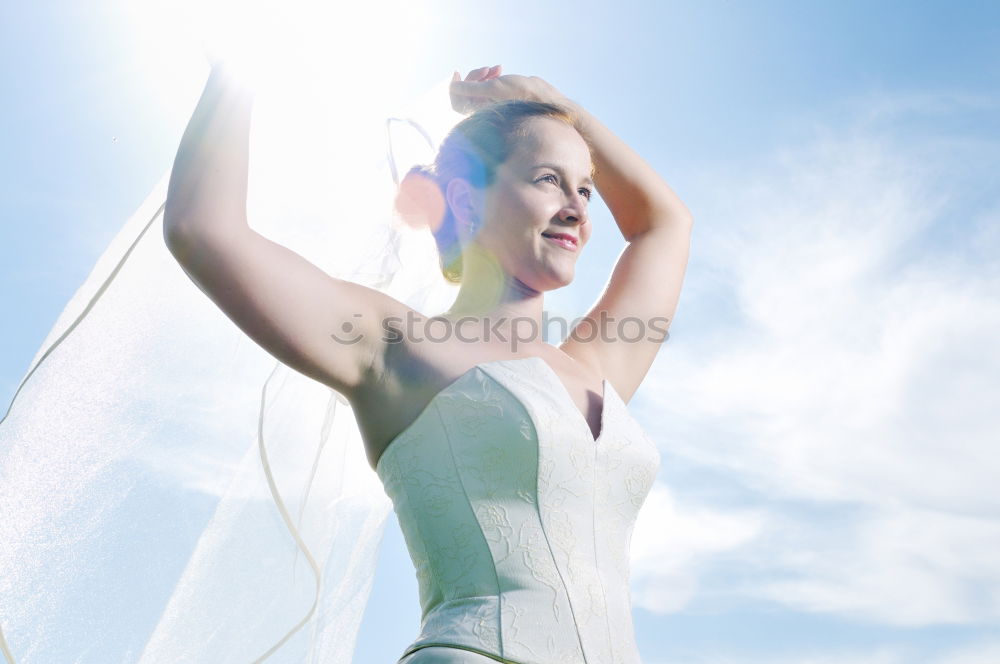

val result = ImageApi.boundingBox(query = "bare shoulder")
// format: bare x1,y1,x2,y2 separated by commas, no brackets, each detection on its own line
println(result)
352,315,525,469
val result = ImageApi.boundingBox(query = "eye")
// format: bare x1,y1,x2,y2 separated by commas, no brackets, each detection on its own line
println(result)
578,187,593,200
536,174,559,185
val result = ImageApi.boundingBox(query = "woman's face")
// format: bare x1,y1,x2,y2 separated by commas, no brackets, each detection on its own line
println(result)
474,116,594,291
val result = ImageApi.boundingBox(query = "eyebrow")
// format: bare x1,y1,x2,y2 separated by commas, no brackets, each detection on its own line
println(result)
532,162,595,187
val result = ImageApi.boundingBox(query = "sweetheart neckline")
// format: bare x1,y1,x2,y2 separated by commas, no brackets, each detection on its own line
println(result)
372,356,611,472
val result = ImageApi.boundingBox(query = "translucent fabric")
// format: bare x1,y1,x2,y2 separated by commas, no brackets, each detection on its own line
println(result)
0,72,462,663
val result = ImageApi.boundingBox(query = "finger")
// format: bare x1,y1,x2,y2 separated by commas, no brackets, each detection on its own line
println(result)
465,66,491,81
450,80,494,98
450,79,488,113
486,64,502,79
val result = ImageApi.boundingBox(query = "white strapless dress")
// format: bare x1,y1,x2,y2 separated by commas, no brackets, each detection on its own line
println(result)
375,356,660,664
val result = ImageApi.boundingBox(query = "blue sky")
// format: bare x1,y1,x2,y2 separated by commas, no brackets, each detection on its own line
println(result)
2,1,999,662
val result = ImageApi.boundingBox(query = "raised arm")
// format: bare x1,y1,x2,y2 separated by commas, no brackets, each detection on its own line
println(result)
451,67,693,400
557,96,693,399
163,65,409,399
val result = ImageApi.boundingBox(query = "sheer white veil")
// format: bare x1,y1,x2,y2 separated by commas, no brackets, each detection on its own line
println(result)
0,70,461,663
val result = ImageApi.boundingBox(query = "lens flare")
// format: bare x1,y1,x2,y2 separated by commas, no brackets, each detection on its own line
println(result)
395,171,447,232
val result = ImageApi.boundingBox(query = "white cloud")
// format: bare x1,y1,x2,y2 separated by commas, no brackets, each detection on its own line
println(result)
633,93,1000,626
745,505,1000,626
630,482,764,612
644,648,906,664
638,636,1000,664
931,641,1000,664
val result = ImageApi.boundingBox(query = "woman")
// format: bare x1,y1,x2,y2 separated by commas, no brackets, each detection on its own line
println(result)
164,64,692,663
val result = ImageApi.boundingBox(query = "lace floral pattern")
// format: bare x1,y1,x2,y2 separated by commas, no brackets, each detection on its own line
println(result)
377,357,660,664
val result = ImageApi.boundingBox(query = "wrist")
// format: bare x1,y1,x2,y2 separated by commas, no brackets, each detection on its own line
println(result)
556,97,588,128
207,59,260,99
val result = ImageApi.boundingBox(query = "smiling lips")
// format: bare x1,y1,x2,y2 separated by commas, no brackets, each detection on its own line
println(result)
541,231,578,251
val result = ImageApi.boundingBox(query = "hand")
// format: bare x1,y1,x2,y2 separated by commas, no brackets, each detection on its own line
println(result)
449,65,569,115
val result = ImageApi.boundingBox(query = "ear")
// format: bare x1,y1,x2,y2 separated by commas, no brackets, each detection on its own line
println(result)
445,178,481,233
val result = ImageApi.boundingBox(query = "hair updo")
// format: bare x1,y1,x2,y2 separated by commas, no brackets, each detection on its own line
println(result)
395,100,579,284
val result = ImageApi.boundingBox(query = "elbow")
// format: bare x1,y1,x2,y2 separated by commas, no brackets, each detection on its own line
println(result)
669,209,694,233
162,221,193,264
657,208,694,234
672,200,694,227
162,190,248,249
162,217,209,271
162,197,204,255
162,203,189,250
162,189,189,242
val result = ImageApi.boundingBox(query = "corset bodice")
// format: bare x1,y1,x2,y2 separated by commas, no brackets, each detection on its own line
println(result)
376,356,660,664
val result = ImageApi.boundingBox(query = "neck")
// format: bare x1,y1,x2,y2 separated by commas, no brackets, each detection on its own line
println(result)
444,243,546,346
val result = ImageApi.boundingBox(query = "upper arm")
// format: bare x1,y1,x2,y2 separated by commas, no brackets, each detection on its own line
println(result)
164,224,406,399
560,220,693,402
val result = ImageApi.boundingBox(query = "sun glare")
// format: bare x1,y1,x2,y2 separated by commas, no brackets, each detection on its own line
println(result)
143,0,431,104
128,0,456,267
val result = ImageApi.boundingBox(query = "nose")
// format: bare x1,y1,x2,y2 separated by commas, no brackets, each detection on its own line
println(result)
557,192,588,225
